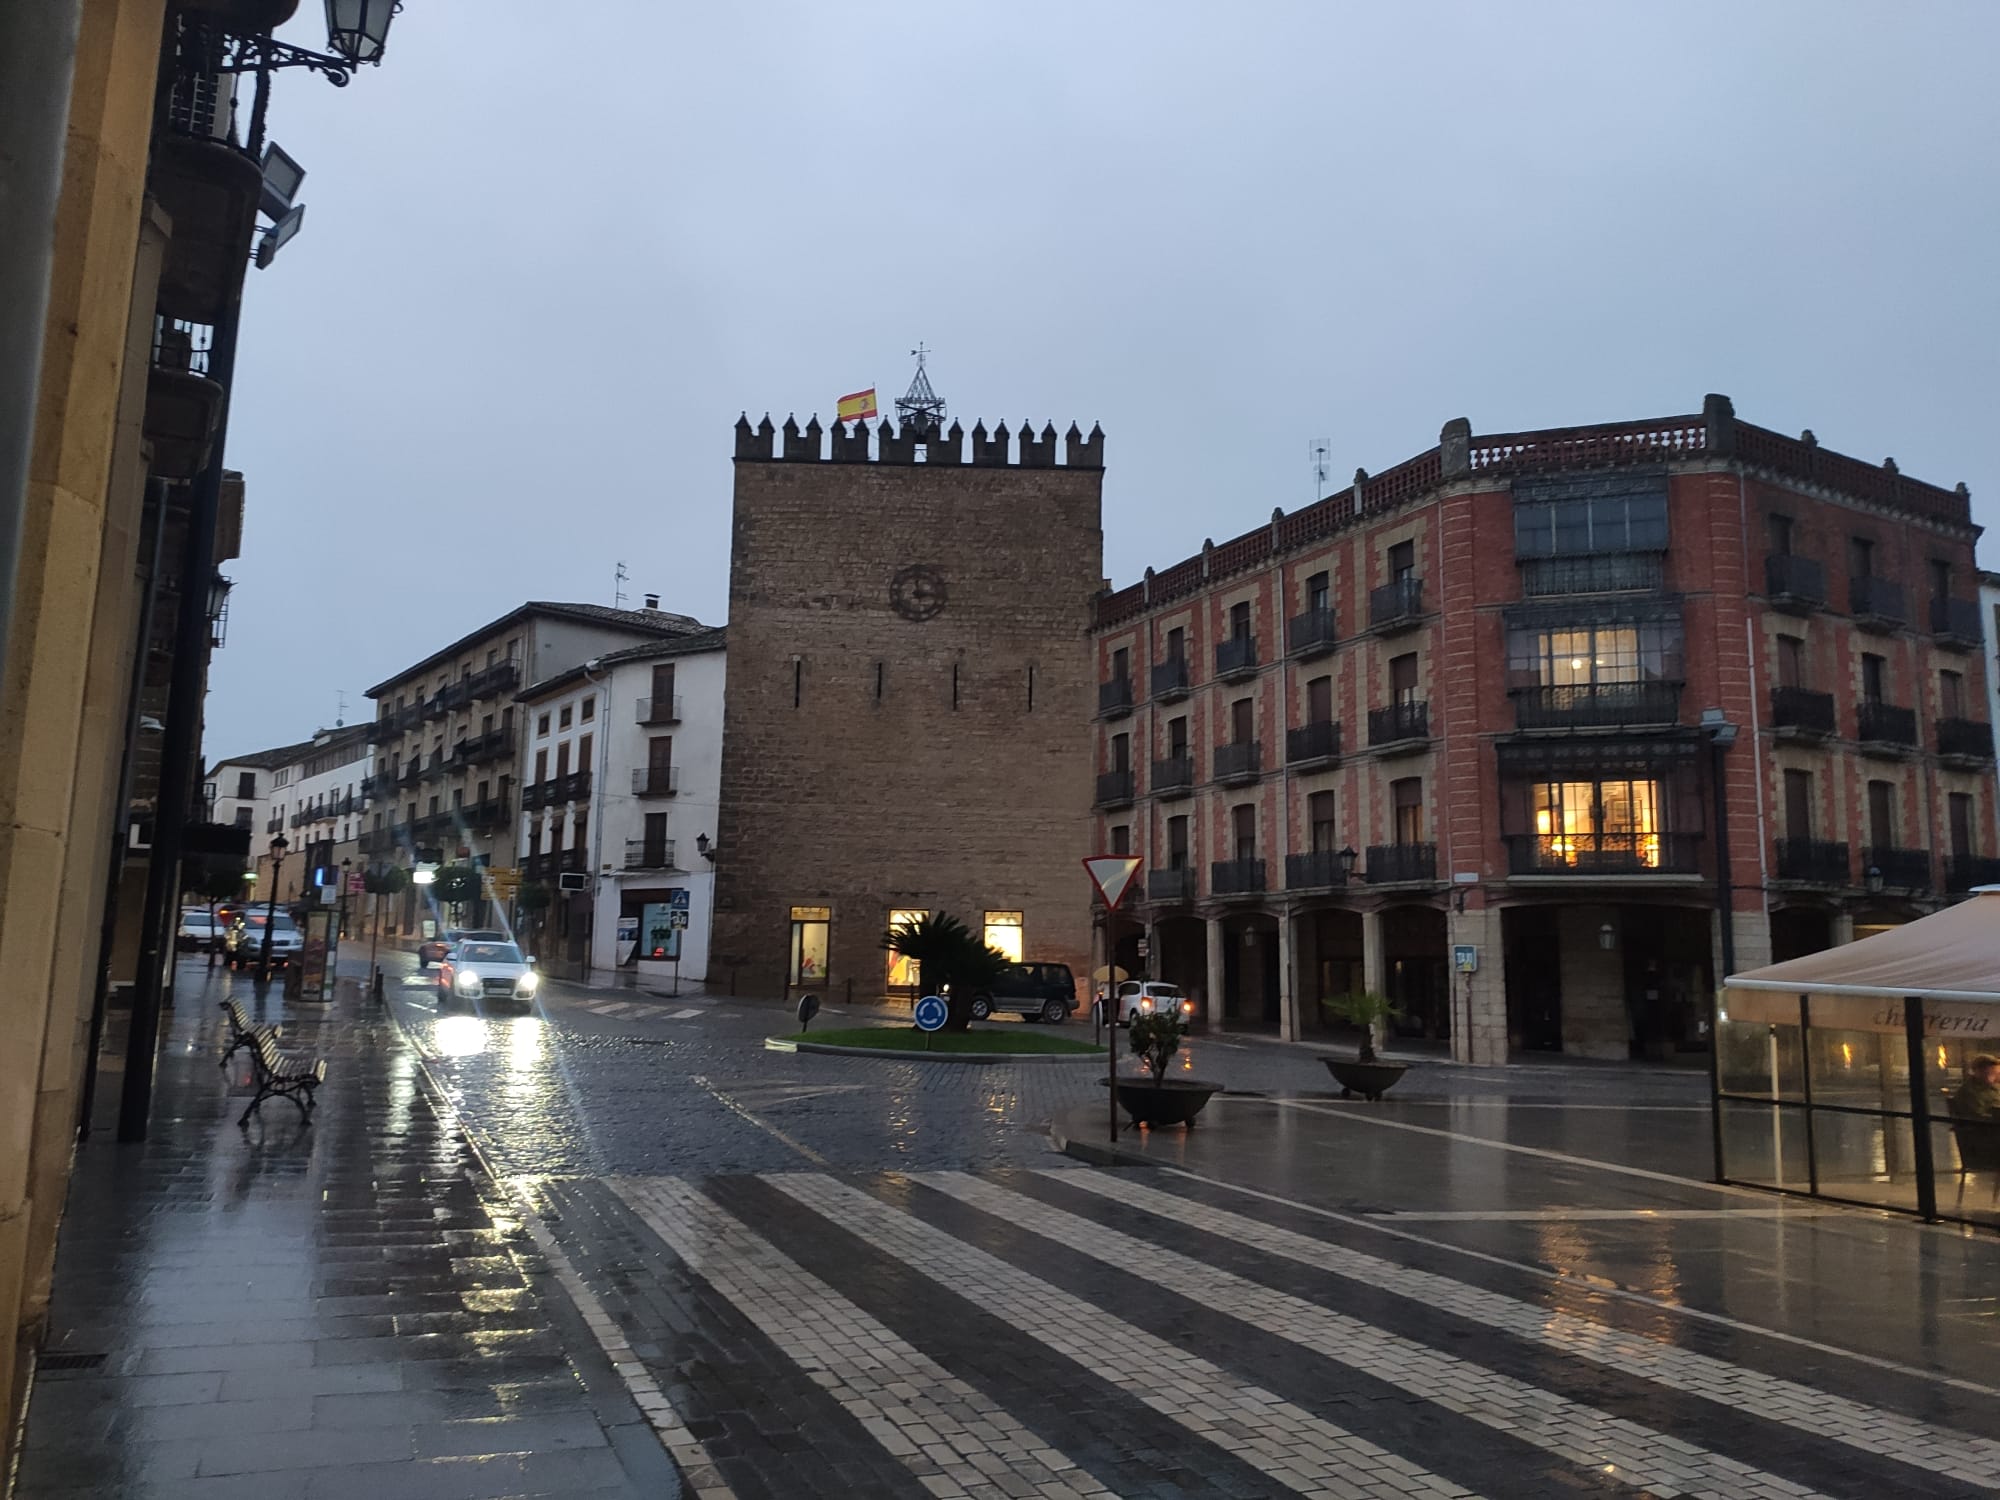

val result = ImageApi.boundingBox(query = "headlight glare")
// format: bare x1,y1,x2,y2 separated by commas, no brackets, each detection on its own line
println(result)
516,972,538,996
455,972,481,995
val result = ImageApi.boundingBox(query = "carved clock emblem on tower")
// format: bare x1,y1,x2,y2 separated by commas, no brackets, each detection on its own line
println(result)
889,564,948,622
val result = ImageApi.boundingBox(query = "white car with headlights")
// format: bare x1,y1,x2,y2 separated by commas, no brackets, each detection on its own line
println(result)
437,940,540,1010
1092,980,1195,1026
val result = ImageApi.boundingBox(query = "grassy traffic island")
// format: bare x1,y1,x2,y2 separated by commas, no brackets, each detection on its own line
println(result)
767,1025,1106,1063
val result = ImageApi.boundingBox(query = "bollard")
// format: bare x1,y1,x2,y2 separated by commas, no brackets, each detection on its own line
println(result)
371,967,384,1004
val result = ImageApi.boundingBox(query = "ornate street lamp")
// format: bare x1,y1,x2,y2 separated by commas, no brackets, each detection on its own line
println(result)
258,834,289,981
206,572,233,648
1338,845,1359,882
326,0,400,64
1866,864,1885,896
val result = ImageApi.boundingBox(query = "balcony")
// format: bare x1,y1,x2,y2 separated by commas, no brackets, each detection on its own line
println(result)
1212,741,1263,784
1096,678,1134,718
358,827,394,855
1210,858,1267,897
520,780,554,812
1764,553,1826,613
1775,838,1851,885
420,756,449,782
1365,843,1437,885
469,661,520,698
442,680,474,710
1520,553,1664,597
633,766,679,797
1855,701,1917,755
1285,849,1351,891
1286,720,1342,768
395,704,423,732
145,317,224,480
557,849,587,874
1094,769,1136,808
397,763,422,789
265,815,283,834
1286,609,1338,659
1151,756,1195,799
1938,717,1995,765
637,695,683,726
1214,635,1259,681
1150,658,1191,701
412,812,451,842
460,727,514,765
1770,687,1836,740
624,838,678,872
1849,576,1907,632
1930,596,1983,651
422,694,448,723
465,796,510,832
1367,701,1430,752
1863,846,1932,892
1946,855,2000,893
1147,867,1196,903
1511,681,1681,731
560,769,592,801
1369,578,1424,632
1505,833,1702,877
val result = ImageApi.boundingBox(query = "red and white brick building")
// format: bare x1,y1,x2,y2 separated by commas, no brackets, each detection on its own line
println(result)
1090,396,1998,1064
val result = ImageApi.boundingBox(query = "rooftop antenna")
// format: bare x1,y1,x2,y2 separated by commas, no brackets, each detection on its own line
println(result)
334,690,348,728
895,343,947,437
1309,438,1331,501
613,560,628,610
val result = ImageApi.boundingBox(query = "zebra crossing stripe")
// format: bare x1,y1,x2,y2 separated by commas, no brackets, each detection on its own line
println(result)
769,1173,1479,1500
611,1176,1115,1500
1045,1169,2000,1487
920,1172,1831,1500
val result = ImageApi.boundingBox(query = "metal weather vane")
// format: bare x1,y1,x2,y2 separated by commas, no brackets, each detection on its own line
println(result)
894,344,947,436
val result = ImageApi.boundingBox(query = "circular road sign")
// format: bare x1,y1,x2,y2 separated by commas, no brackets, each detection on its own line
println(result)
913,994,950,1032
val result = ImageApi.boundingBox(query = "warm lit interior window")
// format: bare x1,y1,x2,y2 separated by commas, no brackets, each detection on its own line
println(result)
886,909,928,989
1536,626,1643,686
1532,779,1661,864
983,911,1024,962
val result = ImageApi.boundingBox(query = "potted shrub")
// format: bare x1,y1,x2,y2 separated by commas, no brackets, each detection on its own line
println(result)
1104,1010,1221,1128
1318,990,1409,1099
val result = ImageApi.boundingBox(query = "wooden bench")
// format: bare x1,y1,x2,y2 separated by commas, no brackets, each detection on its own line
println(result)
218,1000,256,1068
239,1025,325,1127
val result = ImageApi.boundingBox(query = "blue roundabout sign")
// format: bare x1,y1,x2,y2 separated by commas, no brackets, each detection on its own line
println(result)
913,994,950,1032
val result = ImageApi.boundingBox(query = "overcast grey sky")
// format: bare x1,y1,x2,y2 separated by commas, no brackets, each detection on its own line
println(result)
205,0,2000,761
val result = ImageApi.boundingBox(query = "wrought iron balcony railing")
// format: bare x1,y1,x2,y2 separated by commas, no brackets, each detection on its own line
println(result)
1931,596,1983,647
1214,635,1259,679
1212,741,1263,783
1365,842,1437,884
633,766,679,797
1285,850,1350,890
1775,838,1850,885
1097,678,1133,716
1286,609,1337,658
623,839,677,872
1505,833,1701,876
1369,577,1424,630
1147,867,1195,902
1367,701,1430,748
1285,720,1341,766
1770,687,1836,737
1511,681,1681,731
1094,769,1135,807
1151,756,1194,797
1862,846,1931,891
1764,553,1826,610
1946,855,2000,893
1210,858,1267,895
1150,658,1190,700
1849,575,1907,627
1520,552,1664,597
1938,717,1995,762
1855,701,1917,748
637,696,683,726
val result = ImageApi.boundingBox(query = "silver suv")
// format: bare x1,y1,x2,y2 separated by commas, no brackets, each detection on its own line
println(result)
225,911,303,968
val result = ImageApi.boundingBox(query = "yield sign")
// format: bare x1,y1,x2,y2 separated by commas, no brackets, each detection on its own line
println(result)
1082,855,1144,910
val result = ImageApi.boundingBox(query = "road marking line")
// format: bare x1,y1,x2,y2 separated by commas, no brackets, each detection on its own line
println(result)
928,1172,1832,1500
689,1076,829,1168
668,1007,703,1020
614,1176,1115,1499
773,1173,1476,1499
1357,1208,1844,1221
1047,1170,2000,1480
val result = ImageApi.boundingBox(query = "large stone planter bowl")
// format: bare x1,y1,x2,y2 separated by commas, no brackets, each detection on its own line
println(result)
1101,1077,1222,1128
1321,1057,1409,1101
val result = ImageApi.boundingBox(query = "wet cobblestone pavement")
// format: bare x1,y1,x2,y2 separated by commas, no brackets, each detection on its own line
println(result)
21,951,2000,1499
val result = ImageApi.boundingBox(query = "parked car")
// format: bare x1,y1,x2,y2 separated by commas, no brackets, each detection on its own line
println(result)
1093,980,1195,1026
438,940,540,1010
967,961,1077,1023
225,910,302,968
417,928,505,968
176,909,222,952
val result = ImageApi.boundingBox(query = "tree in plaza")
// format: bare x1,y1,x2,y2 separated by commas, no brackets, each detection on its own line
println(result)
430,862,483,923
879,912,1009,1032
361,864,409,933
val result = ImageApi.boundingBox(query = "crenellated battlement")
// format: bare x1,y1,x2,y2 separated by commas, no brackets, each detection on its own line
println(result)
733,412,1104,469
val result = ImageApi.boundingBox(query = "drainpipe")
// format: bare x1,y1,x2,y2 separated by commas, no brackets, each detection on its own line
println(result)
0,2,83,690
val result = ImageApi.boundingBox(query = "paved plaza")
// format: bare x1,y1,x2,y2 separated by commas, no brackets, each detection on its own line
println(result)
13,954,2000,1499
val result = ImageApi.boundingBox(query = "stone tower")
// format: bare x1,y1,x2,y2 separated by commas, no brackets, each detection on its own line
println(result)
711,413,1106,1002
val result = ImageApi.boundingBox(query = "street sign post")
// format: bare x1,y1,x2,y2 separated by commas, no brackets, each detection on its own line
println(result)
1083,855,1145,1143
914,993,949,1052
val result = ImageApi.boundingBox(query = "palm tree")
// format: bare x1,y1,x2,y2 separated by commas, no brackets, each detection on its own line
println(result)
880,912,1009,1031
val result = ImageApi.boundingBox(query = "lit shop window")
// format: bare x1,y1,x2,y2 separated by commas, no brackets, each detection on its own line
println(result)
790,906,830,986
983,911,1024,963
885,909,928,990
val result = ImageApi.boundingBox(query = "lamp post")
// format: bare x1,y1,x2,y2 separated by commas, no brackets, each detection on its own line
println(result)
338,856,352,939
1338,845,1359,883
258,835,289,982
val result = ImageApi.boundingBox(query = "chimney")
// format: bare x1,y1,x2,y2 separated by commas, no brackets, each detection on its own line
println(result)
643,593,660,611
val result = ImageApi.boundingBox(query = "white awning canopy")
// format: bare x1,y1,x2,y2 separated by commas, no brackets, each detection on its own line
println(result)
1722,890,2000,1027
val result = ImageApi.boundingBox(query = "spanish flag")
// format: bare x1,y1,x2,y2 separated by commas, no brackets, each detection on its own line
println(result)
836,387,878,424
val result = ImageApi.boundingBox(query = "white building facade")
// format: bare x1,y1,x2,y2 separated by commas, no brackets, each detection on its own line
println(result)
516,627,724,985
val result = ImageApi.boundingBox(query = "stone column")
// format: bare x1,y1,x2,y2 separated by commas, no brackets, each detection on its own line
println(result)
1361,907,1386,995
1204,914,1226,1027
1831,910,1856,947
1445,906,1507,1065
1277,910,1299,1042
